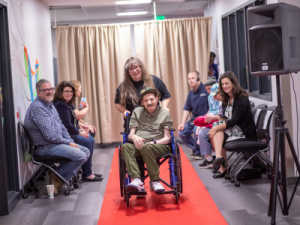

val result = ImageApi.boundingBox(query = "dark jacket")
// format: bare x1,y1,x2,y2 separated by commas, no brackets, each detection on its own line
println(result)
222,95,257,140
53,100,80,142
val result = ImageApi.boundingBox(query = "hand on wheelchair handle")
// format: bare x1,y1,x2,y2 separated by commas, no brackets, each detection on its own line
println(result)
123,110,131,119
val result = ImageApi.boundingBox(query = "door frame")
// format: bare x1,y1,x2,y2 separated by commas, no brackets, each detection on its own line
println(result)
0,1,20,216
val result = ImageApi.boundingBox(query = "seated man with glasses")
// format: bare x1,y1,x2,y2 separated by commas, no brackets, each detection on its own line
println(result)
24,79,90,195
122,87,173,194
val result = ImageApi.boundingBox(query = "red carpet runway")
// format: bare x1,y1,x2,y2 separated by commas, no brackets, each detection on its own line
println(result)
98,147,228,225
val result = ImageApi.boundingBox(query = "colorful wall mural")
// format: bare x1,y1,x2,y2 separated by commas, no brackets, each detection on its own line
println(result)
24,46,40,102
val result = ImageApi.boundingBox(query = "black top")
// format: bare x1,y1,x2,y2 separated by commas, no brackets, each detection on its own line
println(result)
53,100,80,142
183,82,209,119
114,75,171,113
222,95,257,140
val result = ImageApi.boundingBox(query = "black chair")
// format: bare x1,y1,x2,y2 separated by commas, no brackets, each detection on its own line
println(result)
223,106,276,187
18,122,75,197
224,104,267,170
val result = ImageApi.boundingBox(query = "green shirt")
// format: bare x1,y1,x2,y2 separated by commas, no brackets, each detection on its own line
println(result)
129,105,173,143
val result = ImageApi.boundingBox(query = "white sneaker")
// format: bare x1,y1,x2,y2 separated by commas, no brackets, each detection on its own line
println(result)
152,181,165,194
127,178,144,192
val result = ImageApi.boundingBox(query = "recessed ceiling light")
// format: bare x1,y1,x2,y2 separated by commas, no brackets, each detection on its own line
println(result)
115,0,152,5
117,11,148,16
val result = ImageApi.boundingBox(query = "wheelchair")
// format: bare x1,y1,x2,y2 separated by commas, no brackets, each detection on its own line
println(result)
118,114,183,206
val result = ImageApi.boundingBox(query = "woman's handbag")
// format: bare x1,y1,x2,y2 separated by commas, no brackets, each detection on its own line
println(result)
193,115,218,129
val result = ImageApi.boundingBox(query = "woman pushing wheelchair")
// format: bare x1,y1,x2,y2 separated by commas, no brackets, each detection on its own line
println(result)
114,57,171,119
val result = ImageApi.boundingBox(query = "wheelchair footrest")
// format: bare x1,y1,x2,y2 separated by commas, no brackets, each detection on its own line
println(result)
156,190,177,195
127,189,147,196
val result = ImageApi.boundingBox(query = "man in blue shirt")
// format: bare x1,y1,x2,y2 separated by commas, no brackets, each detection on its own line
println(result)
24,79,90,195
208,52,219,81
178,71,209,159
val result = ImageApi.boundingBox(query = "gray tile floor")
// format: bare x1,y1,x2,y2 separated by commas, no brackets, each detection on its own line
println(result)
180,144,300,225
1,143,300,225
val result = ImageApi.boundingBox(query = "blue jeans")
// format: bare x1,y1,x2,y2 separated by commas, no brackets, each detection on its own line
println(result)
35,144,90,181
198,127,213,156
178,118,200,154
75,135,95,177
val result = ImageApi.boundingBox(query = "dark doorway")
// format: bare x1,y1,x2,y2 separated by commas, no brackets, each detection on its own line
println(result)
0,2,20,216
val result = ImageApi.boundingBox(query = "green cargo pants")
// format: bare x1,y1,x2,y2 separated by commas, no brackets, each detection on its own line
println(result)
122,143,170,181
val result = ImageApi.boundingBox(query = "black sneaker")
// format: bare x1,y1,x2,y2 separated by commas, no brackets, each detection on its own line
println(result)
195,153,204,160
188,153,196,158
199,159,214,168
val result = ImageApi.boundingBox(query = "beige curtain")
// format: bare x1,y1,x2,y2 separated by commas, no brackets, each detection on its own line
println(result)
56,25,132,143
135,17,212,133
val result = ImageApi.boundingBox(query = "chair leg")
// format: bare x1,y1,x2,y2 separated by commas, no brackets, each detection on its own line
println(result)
227,152,243,176
230,153,246,178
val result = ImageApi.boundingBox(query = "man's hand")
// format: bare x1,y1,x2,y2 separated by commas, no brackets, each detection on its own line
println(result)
146,141,155,145
123,110,131,119
132,135,145,150
70,142,79,148
178,124,184,131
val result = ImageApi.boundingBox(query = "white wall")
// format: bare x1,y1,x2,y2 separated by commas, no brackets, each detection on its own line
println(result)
7,0,53,188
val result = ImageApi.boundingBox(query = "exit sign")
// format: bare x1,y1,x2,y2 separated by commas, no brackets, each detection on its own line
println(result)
156,15,165,20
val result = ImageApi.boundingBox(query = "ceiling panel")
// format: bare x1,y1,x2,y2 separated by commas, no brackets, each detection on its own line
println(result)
172,8,204,16
178,1,208,10
53,8,90,22
49,0,208,23
42,0,79,7
155,3,182,15
84,6,118,20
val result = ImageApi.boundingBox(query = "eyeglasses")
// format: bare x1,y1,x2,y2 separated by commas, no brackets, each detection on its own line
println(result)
38,88,55,93
128,66,140,72
63,90,74,94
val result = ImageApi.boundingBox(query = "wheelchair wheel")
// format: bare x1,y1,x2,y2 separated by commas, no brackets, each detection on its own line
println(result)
175,143,183,194
118,146,126,197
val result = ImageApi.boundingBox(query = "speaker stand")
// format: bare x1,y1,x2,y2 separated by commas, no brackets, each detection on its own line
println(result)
268,75,300,225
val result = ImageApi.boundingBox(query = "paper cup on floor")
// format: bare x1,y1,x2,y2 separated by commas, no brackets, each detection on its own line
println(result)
46,185,55,198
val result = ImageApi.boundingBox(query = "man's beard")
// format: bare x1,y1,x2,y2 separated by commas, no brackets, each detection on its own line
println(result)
45,95,54,103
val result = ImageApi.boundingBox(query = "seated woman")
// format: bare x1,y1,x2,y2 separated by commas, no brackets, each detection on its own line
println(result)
53,81,102,182
70,80,97,137
207,71,257,178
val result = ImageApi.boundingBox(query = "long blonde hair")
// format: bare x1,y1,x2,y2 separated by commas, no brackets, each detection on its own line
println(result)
70,80,81,92
120,57,155,106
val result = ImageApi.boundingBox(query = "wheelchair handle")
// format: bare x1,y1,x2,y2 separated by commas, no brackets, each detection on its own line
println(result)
125,113,130,134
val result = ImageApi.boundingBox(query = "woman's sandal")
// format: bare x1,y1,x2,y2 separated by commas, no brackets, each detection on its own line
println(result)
213,169,227,179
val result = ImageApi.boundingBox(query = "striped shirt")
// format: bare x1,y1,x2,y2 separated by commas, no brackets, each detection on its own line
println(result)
24,96,73,146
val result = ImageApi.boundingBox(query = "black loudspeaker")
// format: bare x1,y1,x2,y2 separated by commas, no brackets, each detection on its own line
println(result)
247,3,300,76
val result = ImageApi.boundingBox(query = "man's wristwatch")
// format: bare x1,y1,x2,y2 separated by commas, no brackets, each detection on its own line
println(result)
152,139,156,144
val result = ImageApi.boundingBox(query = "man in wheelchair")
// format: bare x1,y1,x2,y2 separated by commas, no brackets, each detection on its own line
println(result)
122,87,173,194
